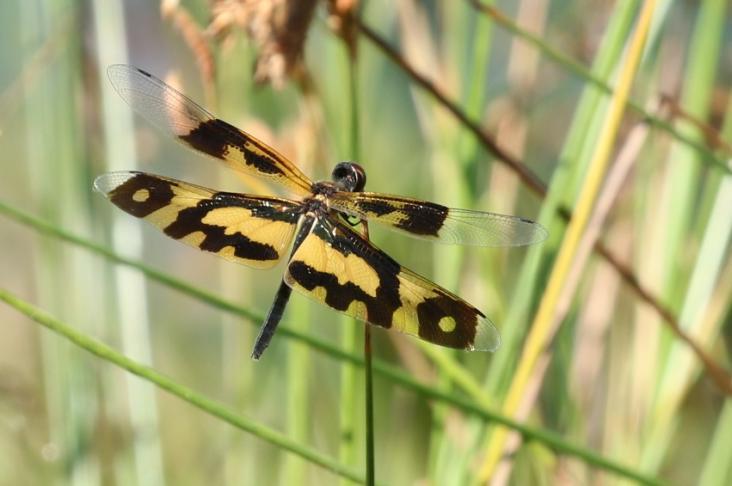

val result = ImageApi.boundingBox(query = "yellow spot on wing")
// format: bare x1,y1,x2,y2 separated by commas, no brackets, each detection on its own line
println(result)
438,316,457,333
132,189,150,202
246,219,293,251
221,142,277,174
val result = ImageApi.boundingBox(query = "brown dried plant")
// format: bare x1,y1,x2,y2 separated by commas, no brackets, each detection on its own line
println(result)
208,0,319,88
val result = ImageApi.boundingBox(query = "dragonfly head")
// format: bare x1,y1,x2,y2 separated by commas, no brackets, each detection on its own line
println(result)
331,161,366,193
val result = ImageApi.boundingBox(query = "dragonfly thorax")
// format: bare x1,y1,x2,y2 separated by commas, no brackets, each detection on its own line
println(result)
300,191,331,217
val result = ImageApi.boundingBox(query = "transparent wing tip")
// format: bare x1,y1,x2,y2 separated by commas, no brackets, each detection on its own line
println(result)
106,64,164,104
471,316,501,352
106,63,128,76
93,171,138,195
107,64,149,82
523,219,549,246
107,64,133,91
494,217,549,247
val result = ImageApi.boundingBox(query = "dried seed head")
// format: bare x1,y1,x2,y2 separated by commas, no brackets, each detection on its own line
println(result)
326,0,359,56
210,0,318,89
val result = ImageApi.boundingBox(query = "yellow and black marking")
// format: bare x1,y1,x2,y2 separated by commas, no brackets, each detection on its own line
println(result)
178,118,314,194
331,192,448,237
98,64,549,357
285,216,498,350
108,65,314,196
331,192,547,247
95,172,299,268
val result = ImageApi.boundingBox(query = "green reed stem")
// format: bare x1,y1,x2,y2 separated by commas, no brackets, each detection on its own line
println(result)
348,41,374,486
0,200,663,484
364,323,374,486
0,288,368,484
337,40,362,482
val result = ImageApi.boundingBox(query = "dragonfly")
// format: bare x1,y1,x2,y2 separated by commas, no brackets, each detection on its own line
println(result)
95,65,547,360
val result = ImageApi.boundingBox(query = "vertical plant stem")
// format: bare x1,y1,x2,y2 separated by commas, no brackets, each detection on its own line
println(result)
642,152,732,470
284,295,311,484
363,319,374,486
479,0,659,479
21,1,101,484
91,2,166,485
484,0,638,399
284,90,316,486
349,43,361,163
699,389,732,485
339,27,372,483
639,0,728,472
348,37,375,486
339,320,358,477
216,58,258,486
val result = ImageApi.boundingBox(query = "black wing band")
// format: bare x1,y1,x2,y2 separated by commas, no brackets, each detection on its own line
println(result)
107,65,313,195
284,216,499,351
95,171,300,268
330,192,547,247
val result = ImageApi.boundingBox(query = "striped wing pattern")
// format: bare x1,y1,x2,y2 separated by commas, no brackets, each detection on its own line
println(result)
94,172,300,268
96,65,552,355
107,64,314,196
330,192,547,247
284,216,500,351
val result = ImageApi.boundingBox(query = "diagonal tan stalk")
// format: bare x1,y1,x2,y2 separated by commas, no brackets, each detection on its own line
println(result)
478,0,660,479
352,17,732,395
496,103,660,479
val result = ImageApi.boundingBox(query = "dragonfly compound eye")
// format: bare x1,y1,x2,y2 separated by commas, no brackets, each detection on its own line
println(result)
331,161,367,193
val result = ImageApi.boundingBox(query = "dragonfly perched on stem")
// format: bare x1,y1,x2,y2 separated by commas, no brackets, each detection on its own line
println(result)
94,65,547,359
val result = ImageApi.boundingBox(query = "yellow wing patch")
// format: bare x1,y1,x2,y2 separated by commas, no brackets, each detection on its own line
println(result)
284,217,499,351
293,229,381,297
94,171,300,269
201,207,295,254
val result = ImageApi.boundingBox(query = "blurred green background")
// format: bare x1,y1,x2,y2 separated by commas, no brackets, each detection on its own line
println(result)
1,0,731,485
